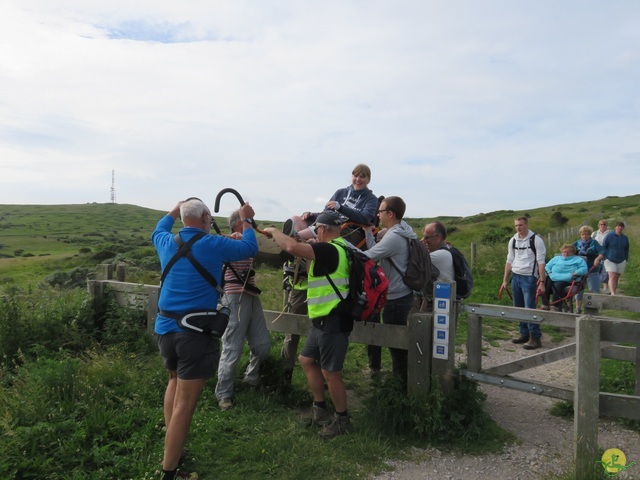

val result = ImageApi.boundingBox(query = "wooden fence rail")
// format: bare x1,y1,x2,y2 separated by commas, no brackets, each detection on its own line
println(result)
87,265,459,397
89,264,640,477
462,296,640,478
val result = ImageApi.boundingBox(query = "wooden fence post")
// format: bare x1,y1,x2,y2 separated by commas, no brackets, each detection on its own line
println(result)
636,343,640,397
95,264,114,280
145,285,159,333
470,242,476,268
466,313,482,373
116,264,126,282
407,311,432,396
431,282,457,396
574,315,600,478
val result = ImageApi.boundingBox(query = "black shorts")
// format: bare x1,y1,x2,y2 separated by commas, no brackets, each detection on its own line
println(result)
157,331,220,380
300,325,349,372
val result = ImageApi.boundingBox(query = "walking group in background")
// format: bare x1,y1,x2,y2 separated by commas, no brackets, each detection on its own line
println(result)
502,216,629,353
150,166,630,479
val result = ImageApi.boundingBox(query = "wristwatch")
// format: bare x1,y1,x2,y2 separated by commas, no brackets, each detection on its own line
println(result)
243,218,253,225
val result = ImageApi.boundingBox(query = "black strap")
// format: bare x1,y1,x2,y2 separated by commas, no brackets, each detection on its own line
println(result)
160,232,223,295
223,263,262,295
325,241,348,301
511,235,538,276
325,274,346,301
387,237,409,277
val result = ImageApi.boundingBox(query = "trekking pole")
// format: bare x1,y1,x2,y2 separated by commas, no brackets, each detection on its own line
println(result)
213,187,267,235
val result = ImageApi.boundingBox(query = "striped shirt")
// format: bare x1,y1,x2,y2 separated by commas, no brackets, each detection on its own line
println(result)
223,258,258,296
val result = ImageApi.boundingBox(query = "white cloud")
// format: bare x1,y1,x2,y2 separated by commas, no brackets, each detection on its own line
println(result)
0,0,638,220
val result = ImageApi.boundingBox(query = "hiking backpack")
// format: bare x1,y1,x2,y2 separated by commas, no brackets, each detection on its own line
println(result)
510,234,539,276
389,237,440,294
326,243,389,323
440,243,474,299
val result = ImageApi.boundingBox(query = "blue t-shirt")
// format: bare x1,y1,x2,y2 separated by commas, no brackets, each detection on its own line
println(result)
152,215,258,334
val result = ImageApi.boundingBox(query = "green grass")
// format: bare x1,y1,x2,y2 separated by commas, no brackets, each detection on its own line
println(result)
1,195,639,478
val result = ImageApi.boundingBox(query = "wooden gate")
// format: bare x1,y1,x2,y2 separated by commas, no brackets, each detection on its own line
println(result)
461,293,640,477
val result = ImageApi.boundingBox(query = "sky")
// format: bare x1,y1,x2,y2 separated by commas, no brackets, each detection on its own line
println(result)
1,1,639,221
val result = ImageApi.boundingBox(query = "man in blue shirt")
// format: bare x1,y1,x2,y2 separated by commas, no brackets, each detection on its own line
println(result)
153,198,258,480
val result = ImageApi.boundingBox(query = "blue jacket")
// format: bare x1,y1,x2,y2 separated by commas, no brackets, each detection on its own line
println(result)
545,255,588,283
329,186,378,225
152,215,258,334
572,238,604,270
603,233,629,264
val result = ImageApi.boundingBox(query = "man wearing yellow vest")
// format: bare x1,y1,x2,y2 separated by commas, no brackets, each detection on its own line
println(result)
264,210,354,438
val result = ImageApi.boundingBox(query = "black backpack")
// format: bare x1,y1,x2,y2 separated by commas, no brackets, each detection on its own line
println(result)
389,237,439,294
326,242,389,323
440,243,473,299
510,234,539,276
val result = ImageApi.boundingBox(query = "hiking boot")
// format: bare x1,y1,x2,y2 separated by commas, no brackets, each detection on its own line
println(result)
175,471,198,480
312,405,332,427
218,398,233,411
523,337,542,350
511,335,529,344
318,413,354,439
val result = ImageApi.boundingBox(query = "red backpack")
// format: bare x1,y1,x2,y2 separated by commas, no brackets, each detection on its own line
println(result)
326,243,389,323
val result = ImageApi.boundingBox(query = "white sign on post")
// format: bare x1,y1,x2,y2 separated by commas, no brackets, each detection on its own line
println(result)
433,343,448,359
433,282,452,360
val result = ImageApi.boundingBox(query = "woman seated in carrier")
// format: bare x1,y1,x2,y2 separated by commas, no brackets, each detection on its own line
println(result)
544,243,588,311
283,163,378,247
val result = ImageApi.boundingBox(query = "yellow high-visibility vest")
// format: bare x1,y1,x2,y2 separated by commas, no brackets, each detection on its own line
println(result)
307,237,350,319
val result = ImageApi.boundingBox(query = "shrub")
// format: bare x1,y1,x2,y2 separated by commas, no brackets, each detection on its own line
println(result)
42,267,91,288
549,211,569,227
361,373,498,445
480,225,513,245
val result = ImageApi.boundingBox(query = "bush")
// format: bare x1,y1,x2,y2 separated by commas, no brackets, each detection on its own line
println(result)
0,287,155,370
361,373,499,445
480,225,513,245
42,267,91,288
549,211,569,227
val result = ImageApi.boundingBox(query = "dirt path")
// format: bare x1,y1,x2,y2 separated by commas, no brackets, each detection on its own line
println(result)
370,334,640,480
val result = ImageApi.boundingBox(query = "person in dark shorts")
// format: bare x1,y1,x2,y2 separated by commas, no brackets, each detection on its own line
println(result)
152,198,258,480
265,210,355,439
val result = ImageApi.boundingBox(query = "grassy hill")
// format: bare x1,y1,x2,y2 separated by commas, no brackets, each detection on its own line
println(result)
0,196,638,480
0,195,638,289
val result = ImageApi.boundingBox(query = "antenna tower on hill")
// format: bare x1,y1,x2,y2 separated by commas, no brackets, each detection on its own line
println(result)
110,170,116,204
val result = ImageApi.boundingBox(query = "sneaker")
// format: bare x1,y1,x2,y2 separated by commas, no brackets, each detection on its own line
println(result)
539,304,550,311
523,337,542,350
511,335,529,344
318,413,354,439
218,398,233,411
550,306,560,312
576,307,582,314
